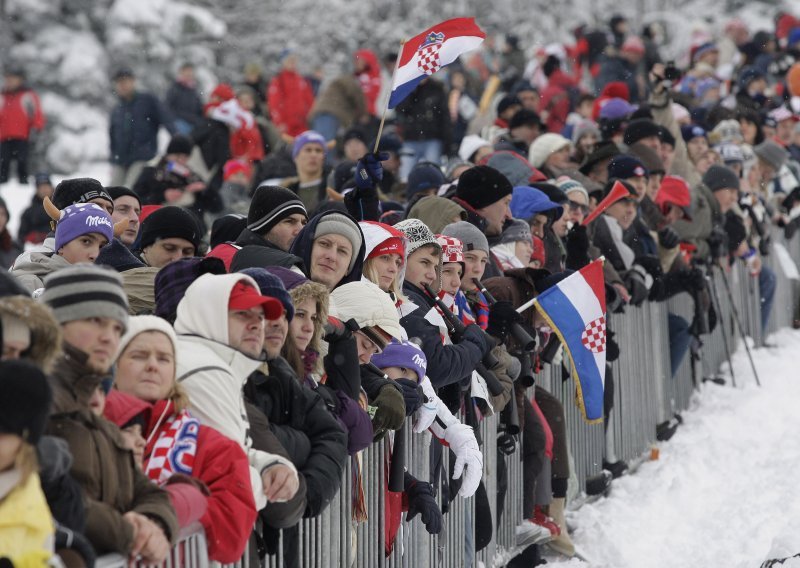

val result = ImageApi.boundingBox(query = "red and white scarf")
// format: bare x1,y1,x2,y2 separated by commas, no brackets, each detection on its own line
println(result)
145,409,200,485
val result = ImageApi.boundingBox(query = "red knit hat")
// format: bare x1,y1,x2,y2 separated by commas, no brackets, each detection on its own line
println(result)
365,223,405,262
531,236,546,266
223,159,253,181
656,176,692,220
436,235,464,264
211,83,235,101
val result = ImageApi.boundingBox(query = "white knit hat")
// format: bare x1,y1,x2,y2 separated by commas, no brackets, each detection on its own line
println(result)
528,133,571,168
458,135,492,162
115,314,178,366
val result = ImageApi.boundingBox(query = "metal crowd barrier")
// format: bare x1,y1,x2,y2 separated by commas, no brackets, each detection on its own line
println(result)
96,230,799,568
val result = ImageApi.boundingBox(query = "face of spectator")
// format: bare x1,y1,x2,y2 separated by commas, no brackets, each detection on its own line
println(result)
476,194,512,236
694,150,721,176
714,187,739,213
310,233,352,290
237,91,256,111
739,119,758,145
659,143,675,173
289,297,317,353
266,214,307,252
381,152,400,175
687,137,709,164
344,139,368,162
605,199,638,229
515,239,534,266
35,183,54,200
142,238,196,268
551,207,569,237
546,146,572,170
511,124,540,145
473,145,494,163
462,250,488,291
178,66,195,83
625,176,648,201
354,331,380,364
530,214,549,238
295,143,325,177
665,204,686,224
500,104,521,121
114,77,136,99
283,54,298,72
577,133,598,156
227,305,265,358
120,424,145,469
440,263,463,295
637,136,662,154
2,322,30,361
59,233,108,264
88,385,105,415
112,196,141,246
404,246,439,290
3,74,22,91
115,331,175,402
776,119,795,145
263,313,288,360
90,198,114,216
516,89,539,111
0,433,22,472
382,366,417,382
577,99,594,119
369,254,402,292
62,317,124,374
566,192,589,225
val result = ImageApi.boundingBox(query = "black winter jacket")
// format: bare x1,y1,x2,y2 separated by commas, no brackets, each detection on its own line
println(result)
110,92,175,166
395,79,452,147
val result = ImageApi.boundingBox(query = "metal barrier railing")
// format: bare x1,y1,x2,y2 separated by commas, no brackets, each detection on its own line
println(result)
95,229,799,568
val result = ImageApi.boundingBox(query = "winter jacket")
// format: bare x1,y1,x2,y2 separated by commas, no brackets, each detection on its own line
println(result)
407,197,467,234
18,196,52,244
45,345,178,555
354,49,382,115
10,251,71,293
672,182,718,261
0,86,45,141
245,356,347,517
174,273,299,512
539,69,576,134
164,80,204,128
207,227,305,272
290,210,366,289
594,55,640,102
191,117,231,195
37,436,85,533
0,229,24,270
121,266,159,315
308,75,366,127
267,70,315,137
648,88,700,187
400,282,489,388
0,470,53,563
395,79,452,146
110,92,175,166
104,393,257,564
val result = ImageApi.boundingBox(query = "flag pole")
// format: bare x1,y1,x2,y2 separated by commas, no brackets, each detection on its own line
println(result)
373,40,405,153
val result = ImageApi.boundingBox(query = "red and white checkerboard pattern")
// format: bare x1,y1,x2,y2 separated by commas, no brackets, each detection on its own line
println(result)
581,315,606,353
417,44,442,75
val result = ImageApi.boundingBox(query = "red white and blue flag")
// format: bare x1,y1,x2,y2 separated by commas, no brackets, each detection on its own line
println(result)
535,259,607,423
388,17,486,109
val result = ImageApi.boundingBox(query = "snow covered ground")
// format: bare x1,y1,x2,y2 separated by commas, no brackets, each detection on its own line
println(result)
551,329,800,568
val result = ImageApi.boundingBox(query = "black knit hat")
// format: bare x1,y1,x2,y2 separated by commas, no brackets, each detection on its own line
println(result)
210,213,247,248
154,256,226,322
166,135,194,156
0,360,52,445
52,178,113,210
106,185,141,207
623,119,661,146
455,165,513,209
138,206,202,250
247,185,308,234
702,165,740,192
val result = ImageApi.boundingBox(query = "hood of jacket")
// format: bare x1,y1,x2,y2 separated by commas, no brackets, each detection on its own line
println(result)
354,49,380,78
0,295,61,372
407,197,468,234
50,343,109,415
10,251,70,279
103,389,152,429
289,209,366,289
331,280,403,342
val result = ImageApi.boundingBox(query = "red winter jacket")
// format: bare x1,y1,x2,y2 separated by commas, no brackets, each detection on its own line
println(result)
539,69,576,135
354,49,382,116
104,393,257,563
267,70,315,137
0,87,45,141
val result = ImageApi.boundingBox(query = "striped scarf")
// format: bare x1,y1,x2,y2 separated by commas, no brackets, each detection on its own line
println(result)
464,289,490,330
144,408,200,485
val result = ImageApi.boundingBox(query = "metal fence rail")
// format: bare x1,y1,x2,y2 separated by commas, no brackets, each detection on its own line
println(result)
96,230,799,568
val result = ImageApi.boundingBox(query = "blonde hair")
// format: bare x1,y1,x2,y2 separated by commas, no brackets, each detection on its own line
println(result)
362,257,406,304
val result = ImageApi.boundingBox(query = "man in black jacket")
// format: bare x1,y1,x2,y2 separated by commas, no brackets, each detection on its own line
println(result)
396,77,451,181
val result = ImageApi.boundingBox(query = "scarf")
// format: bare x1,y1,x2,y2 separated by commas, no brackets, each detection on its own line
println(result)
145,407,200,485
464,289,490,330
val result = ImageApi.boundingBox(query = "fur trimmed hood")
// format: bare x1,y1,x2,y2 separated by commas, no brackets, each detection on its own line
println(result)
0,295,61,372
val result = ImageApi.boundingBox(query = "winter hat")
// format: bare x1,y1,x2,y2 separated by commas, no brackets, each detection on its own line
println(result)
598,98,636,121
436,235,464,264
154,257,226,322
753,140,789,171
571,119,601,145
223,159,253,181
441,221,489,255
496,94,522,116
656,176,692,220
96,238,146,272
331,280,403,348
292,130,327,159
394,219,440,256
247,184,307,234
406,162,447,201
554,176,590,203
52,178,113,210
211,83,235,101
658,125,676,147
607,154,647,180
166,135,194,156
455,165,513,209
314,213,364,273
703,165,740,192
711,119,743,145
680,124,707,143
115,314,178,364
210,213,247,248
528,133,571,168
737,66,764,91
623,119,661,146
138,206,202,250
42,265,129,331
34,172,52,187
510,186,563,220
407,197,467,234
54,202,114,251
458,135,492,162
579,140,621,175
0,360,52,445
767,106,797,124
500,218,532,244
361,222,405,261
371,340,427,383
509,109,542,130
534,183,568,206
621,35,645,55
531,235,546,266
238,267,295,321
478,151,546,187
342,127,367,145
627,142,665,175
106,186,141,208
716,143,744,166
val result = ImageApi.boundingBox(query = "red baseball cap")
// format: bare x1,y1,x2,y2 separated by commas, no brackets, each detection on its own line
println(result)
228,281,284,320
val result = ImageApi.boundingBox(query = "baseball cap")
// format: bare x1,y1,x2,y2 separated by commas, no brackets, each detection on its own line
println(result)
228,281,284,319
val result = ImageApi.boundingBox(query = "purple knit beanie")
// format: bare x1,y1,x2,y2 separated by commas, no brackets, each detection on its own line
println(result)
371,340,428,383
292,130,327,159
55,203,114,250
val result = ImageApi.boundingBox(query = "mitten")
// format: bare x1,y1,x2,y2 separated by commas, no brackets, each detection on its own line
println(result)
657,226,680,248
405,475,443,534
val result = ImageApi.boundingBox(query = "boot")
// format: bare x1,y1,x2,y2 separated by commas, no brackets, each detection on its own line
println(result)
602,459,629,479
531,505,560,537
546,497,575,557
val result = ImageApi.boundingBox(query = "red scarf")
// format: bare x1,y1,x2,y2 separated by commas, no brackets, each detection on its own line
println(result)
144,401,200,485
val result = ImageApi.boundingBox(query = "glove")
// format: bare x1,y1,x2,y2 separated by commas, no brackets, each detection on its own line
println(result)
606,282,623,314
636,255,663,278
371,383,406,435
486,300,524,341
323,316,358,343
759,234,771,257
565,224,591,269
707,225,728,259
413,377,438,433
606,330,620,362
497,432,516,455
443,422,482,498
354,151,390,189
657,226,680,249
625,266,651,306
679,268,706,293
405,477,443,534
395,378,424,416
462,322,493,356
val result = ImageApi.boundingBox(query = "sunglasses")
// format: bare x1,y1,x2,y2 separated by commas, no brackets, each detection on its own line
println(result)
568,201,590,214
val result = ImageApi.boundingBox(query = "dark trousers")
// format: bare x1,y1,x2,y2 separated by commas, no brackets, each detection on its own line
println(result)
0,139,29,184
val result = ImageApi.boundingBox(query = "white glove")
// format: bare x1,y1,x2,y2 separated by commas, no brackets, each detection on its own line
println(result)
550,345,564,367
413,376,438,433
443,422,482,498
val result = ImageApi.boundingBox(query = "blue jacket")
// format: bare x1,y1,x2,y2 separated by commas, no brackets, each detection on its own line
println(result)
109,92,175,166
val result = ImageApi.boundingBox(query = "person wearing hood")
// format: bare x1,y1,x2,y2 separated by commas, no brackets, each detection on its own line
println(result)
267,52,315,138
408,196,468,234
41,265,178,560
290,210,366,291
492,218,534,271
354,49,382,116
173,273,305,528
153,256,227,325
104,315,257,563
209,184,308,270
134,206,203,269
11,201,115,293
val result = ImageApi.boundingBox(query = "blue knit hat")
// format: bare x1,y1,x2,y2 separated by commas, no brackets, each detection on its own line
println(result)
371,340,428,383
238,267,295,321
292,130,327,159
55,202,114,251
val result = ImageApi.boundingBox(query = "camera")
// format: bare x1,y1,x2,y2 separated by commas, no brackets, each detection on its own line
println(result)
664,61,682,82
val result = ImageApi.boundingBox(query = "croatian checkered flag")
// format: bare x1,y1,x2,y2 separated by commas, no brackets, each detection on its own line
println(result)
388,18,485,109
534,259,607,423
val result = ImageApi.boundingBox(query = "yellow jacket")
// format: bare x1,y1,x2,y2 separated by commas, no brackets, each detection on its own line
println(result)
0,470,53,566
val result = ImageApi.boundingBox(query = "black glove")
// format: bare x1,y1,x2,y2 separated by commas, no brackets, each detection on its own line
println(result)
497,432,517,455
486,300,524,341
624,268,649,306
636,255,663,278
707,225,728,259
759,234,771,257
323,316,358,343
781,186,800,211
680,268,706,293
323,318,362,400
395,378,424,416
406,477,443,534
565,224,591,269
354,151,390,189
606,329,620,362
657,226,680,249
462,322,493,356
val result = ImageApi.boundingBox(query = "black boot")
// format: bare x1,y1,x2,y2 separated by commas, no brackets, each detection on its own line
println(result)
585,470,612,496
602,459,629,479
